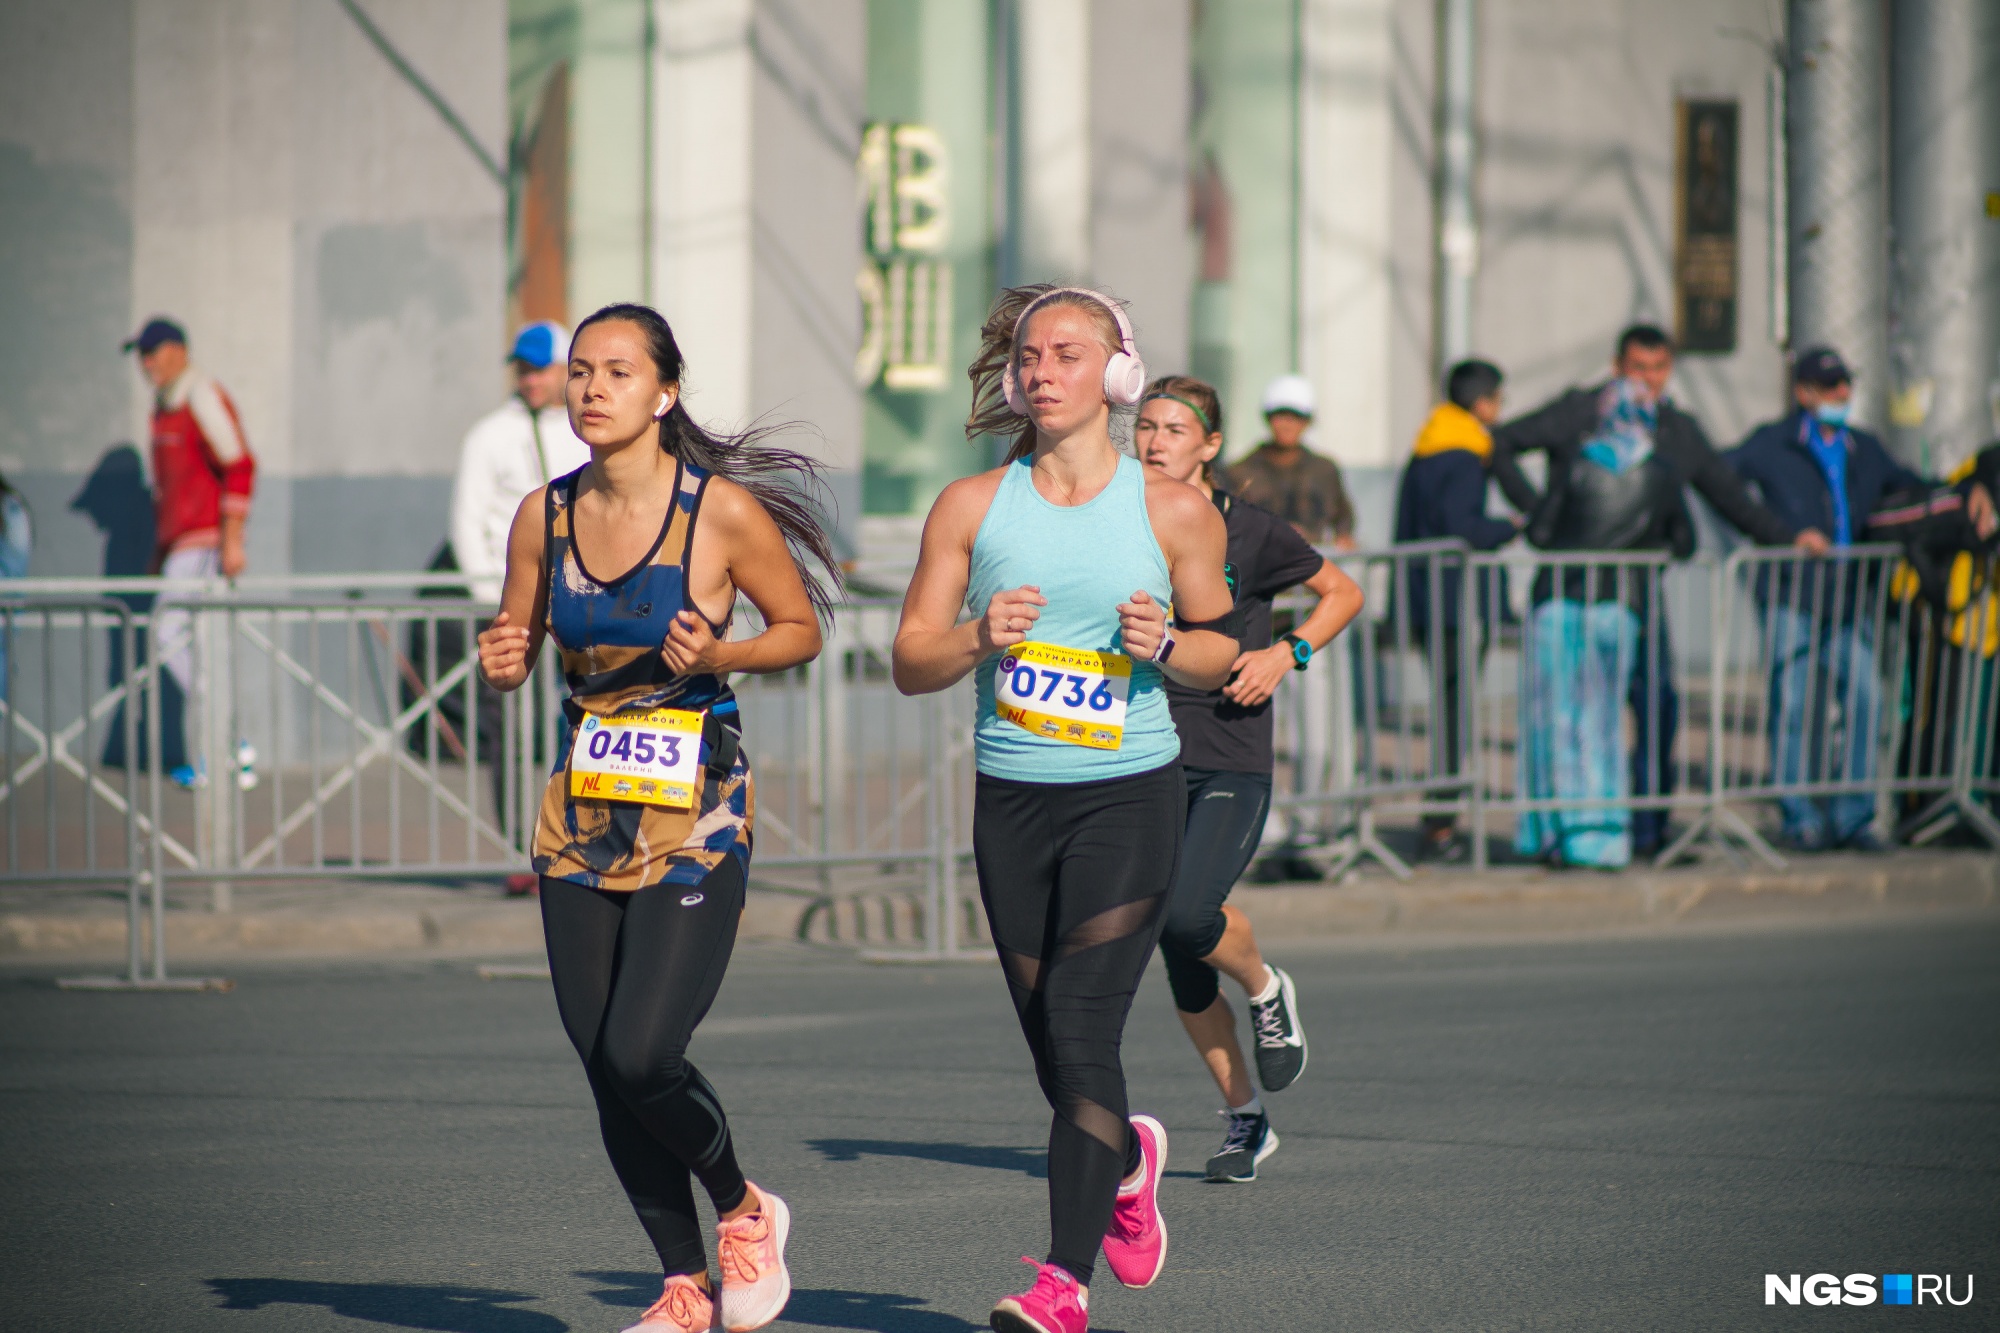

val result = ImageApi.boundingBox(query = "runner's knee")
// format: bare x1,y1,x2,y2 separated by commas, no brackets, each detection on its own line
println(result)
1162,943,1221,1014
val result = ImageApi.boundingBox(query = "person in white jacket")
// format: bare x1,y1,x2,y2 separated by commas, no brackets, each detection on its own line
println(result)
451,321,591,602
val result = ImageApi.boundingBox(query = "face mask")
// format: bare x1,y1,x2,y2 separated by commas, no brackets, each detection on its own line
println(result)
1813,400,1851,427
1622,376,1660,409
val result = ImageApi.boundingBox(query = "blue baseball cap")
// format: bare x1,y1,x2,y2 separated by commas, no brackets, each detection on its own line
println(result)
509,321,570,368
122,317,186,354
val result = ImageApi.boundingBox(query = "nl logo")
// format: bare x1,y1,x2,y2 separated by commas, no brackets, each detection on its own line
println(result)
1765,1273,1974,1306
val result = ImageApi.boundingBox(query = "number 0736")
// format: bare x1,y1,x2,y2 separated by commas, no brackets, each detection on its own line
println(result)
994,641,1132,750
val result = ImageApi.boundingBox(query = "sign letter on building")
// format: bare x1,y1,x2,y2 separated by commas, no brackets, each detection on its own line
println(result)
857,123,953,390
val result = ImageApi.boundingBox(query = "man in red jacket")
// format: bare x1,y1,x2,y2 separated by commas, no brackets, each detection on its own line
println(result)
125,317,256,787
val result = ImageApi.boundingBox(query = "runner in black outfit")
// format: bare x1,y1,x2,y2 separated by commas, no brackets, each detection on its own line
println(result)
1135,375,1364,1182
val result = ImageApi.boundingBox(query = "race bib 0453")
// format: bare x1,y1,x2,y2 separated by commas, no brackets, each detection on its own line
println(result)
569,707,704,807
994,642,1130,750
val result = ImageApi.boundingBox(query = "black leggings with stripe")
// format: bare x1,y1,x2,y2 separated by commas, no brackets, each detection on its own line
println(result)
540,864,749,1277
973,761,1184,1285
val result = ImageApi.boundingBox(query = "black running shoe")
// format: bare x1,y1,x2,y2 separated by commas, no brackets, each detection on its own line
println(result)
1204,1109,1279,1183
1249,965,1308,1091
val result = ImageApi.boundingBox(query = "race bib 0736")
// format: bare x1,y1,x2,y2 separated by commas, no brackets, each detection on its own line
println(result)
994,642,1130,750
569,708,704,807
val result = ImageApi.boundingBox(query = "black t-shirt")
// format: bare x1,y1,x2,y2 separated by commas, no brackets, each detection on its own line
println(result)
1166,488,1326,774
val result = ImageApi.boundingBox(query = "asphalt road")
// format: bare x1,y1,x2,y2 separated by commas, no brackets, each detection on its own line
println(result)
3,914,1996,1332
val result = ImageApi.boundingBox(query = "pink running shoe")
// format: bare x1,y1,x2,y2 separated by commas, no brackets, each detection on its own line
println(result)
990,1257,1088,1333
620,1274,717,1332
1102,1113,1168,1288
716,1182,791,1332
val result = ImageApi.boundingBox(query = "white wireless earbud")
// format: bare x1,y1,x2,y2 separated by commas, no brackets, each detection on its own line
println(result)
656,393,670,419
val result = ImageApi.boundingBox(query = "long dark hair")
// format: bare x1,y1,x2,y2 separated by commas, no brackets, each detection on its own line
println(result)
965,284,1130,463
571,302,841,617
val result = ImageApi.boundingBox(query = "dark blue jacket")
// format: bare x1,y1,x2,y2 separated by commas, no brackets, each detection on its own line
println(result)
1394,442,1516,632
1728,410,1926,610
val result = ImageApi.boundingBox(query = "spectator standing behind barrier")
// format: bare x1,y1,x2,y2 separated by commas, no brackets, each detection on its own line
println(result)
125,318,256,791
1224,375,1357,550
0,470,30,701
1867,444,2000,831
451,321,591,604
1394,360,1521,863
1493,325,1807,860
1727,347,1932,852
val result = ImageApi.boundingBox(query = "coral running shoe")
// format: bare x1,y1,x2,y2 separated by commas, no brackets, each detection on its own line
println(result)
1102,1113,1168,1288
990,1257,1088,1333
620,1274,717,1332
716,1183,791,1331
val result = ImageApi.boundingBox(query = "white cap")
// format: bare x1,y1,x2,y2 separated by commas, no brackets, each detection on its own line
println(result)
1260,373,1316,418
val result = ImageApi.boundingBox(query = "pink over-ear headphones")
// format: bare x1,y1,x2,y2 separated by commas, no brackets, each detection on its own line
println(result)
1002,288,1148,415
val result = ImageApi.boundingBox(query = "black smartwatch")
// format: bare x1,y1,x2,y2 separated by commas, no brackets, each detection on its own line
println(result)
1280,632,1312,672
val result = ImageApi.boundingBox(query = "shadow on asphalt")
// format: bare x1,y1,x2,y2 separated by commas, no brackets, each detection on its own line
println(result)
581,1272,983,1333
205,1277,565,1331
805,1138,1046,1179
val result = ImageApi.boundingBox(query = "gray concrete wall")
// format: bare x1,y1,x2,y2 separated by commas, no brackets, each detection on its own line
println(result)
1470,0,1789,448
752,0,866,549
0,0,137,575
2,0,506,580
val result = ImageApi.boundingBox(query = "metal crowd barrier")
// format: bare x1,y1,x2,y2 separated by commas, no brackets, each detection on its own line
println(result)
1266,540,2000,873
6,546,1997,979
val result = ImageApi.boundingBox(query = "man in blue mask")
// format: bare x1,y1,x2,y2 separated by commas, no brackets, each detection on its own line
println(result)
1728,347,1927,852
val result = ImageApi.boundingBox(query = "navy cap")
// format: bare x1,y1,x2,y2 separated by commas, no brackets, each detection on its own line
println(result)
122,318,186,355
1793,346,1852,388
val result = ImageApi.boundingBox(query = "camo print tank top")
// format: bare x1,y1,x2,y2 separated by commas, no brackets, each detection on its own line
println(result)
530,458,755,890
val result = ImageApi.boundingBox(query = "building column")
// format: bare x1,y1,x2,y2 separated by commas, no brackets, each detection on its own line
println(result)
1302,0,1395,469
1432,0,1476,380
1889,0,2000,474
1007,0,1091,285
1787,0,1889,431
650,0,754,431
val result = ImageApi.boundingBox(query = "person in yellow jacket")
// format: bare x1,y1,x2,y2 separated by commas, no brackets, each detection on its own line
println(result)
1393,360,1521,861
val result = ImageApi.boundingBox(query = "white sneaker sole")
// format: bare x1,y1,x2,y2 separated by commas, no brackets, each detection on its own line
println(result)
720,1191,790,1332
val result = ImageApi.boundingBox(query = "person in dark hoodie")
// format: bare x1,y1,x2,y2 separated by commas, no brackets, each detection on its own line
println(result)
1729,347,1931,851
1394,359,1520,861
1491,324,1814,858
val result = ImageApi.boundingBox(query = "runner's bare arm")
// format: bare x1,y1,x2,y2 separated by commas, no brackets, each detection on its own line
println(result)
1126,475,1237,690
476,487,551,692
665,476,822,676
1223,557,1365,706
892,471,1041,695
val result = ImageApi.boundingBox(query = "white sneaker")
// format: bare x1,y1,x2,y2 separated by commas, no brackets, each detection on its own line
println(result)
715,1183,790,1331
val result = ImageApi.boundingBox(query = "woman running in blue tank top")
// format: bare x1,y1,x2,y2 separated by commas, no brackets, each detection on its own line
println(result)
894,286,1239,1333
476,304,837,1333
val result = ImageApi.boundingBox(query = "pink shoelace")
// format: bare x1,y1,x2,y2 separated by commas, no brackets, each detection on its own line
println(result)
1018,1256,1082,1307
642,1277,711,1328
717,1209,772,1284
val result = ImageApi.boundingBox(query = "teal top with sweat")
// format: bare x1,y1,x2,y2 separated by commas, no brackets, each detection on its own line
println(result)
967,454,1179,782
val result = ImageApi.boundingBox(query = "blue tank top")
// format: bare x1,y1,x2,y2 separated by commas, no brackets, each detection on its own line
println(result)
968,454,1178,782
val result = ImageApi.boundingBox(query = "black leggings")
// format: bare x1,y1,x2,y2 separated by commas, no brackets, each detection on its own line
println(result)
972,761,1183,1286
1159,767,1271,1014
540,864,749,1277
